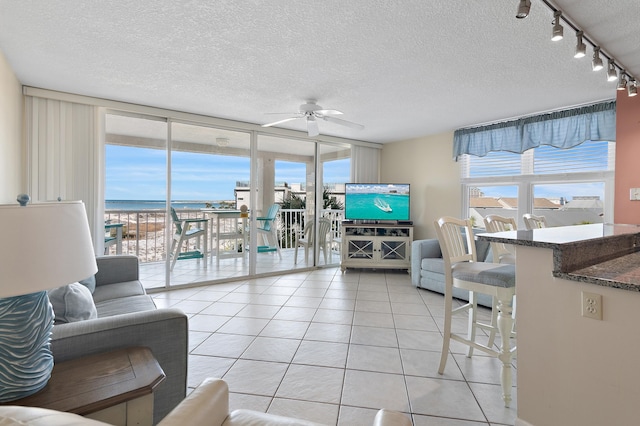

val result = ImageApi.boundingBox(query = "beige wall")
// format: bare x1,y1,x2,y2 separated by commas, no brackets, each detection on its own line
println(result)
0,49,23,203
380,132,460,240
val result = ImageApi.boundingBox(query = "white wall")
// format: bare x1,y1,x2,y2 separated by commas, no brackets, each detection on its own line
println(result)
0,49,23,203
516,245,640,425
380,132,460,240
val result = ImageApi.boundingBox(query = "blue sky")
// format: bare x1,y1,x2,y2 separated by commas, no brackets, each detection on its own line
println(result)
105,145,351,201
477,183,605,201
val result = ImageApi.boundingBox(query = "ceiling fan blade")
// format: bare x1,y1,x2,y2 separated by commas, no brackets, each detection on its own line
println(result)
316,109,343,116
261,117,300,128
321,115,364,130
307,118,319,137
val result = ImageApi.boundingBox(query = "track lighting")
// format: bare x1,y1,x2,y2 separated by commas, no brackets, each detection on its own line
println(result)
592,47,604,71
516,0,531,19
551,11,563,41
617,72,628,91
607,61,618,82
516,4,637,98
628,80,638,97
574,31,586,58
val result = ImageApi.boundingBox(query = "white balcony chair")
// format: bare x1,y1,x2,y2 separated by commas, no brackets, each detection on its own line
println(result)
434,216,516,407
294,218,332,264
523,213,548,230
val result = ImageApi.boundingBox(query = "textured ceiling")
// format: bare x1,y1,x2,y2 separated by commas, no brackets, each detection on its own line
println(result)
0,0,638,144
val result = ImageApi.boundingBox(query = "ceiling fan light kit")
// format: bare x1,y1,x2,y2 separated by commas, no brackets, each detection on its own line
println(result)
262,100,364,137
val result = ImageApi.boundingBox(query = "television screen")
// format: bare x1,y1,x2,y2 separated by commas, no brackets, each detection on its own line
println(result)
344,183,410,221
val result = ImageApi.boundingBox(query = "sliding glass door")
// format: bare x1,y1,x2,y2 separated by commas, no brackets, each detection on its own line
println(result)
104,113,168,289
105,111,352,289
169,122,251,286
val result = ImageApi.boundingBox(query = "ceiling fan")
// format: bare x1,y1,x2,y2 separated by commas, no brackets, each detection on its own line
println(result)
261,100,364,137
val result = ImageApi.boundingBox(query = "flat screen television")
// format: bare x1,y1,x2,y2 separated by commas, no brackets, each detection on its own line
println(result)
344,183,410,222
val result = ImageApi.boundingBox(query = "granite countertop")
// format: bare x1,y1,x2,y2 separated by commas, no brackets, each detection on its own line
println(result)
476,223,640,292
561,251,640,291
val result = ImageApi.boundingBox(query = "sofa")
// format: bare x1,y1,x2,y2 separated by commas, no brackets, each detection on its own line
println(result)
411,234,495,308
49,255,189,424
0,378,412,426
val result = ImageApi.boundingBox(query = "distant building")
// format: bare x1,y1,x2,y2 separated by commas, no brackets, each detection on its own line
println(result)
470,195,603,227
234,182,345,211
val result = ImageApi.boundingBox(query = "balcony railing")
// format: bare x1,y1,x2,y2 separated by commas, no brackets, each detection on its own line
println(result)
104,208,344,263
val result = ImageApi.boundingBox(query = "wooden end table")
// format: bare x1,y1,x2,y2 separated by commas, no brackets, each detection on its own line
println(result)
5,346,165,426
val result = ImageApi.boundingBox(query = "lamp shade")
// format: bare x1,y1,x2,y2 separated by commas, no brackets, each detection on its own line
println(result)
0,201,97,296
0,200,97,402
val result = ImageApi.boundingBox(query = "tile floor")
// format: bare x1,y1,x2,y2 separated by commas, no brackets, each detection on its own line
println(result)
151,268,517,426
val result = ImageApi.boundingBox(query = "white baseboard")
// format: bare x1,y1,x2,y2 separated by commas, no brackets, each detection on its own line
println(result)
515,418,535,426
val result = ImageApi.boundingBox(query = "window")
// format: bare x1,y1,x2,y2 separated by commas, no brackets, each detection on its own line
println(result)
462,141,615,228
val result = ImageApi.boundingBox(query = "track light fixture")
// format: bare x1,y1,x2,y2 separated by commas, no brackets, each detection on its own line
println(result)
607,61,618,82
618,72,628,91
551,11,563,41
592,47,604,71
518,2,637,98
629,79,638,97
516,0,531,19
574,31,586,58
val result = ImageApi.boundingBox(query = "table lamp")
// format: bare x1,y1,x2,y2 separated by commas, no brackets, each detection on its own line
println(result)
0,195,97,402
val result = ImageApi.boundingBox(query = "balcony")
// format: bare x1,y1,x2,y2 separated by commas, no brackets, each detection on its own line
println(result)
104,208,344,289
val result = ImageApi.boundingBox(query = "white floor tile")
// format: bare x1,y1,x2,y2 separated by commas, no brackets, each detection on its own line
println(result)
341,370,410,412
222,359,288,396
240,336,301,363
153,266,514,425
292,340,349,368
304,322,352,343
268,398,339,425
276,364,345,404
405,375,486,422
347,345,403,374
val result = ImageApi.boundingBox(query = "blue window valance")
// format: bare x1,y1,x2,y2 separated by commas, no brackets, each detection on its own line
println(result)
453,101,616,161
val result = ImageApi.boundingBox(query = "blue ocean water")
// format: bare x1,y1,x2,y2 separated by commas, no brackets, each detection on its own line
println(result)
105,200,222,210
345,193,410,221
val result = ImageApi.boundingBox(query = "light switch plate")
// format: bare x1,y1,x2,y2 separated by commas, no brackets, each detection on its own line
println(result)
630,188,640,201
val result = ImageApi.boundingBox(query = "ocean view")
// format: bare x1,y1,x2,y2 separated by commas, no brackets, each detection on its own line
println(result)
105,200,228,210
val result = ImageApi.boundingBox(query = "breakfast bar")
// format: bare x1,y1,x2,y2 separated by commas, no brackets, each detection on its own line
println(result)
476,223,640,426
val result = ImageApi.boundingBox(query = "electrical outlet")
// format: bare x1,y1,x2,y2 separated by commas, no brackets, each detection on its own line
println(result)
582,291,602,320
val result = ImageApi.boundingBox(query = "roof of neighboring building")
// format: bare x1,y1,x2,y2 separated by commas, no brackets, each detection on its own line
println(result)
470,197,559,209
469,197,504,208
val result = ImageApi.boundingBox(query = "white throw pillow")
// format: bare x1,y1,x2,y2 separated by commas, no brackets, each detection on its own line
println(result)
48,283,98,324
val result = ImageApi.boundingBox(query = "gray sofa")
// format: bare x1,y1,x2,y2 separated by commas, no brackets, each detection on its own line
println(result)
411,235,495,308
49,255,188,424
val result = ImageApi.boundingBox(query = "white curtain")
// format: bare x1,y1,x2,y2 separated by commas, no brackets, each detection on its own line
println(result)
350,145,380,183
25,96,104,250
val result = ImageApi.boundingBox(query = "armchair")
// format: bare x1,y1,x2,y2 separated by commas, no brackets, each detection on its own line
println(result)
0,378,412,426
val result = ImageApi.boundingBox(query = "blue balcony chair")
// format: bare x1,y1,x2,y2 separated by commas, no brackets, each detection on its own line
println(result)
104,221,123,255
256,203,281,258
170,207,208,270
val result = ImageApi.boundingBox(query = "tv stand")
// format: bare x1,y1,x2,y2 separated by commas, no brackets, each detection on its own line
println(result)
341,222,413,272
